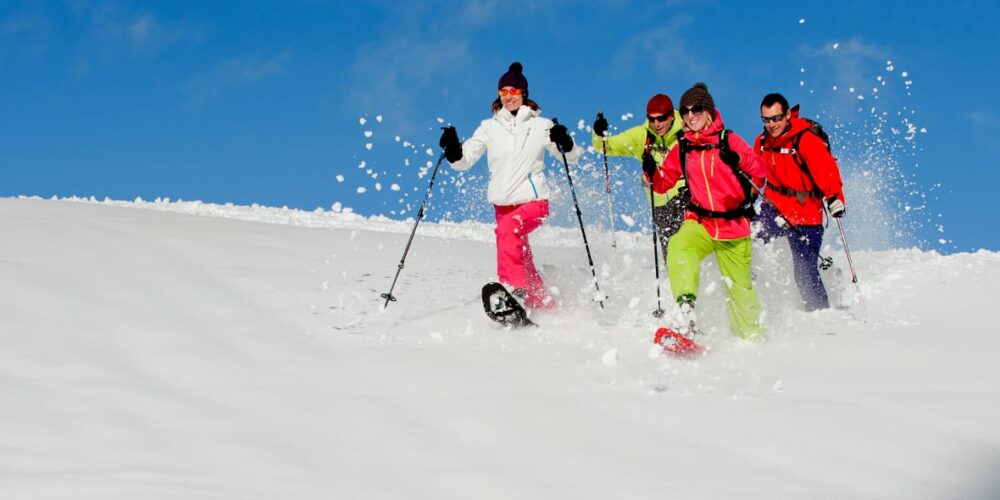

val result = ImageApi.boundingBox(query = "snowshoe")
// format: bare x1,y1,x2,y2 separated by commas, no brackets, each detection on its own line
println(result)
654,301,704,358
654,327,704,358
482,282,536,328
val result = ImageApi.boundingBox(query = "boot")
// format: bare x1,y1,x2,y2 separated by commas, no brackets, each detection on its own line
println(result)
672,296,700,337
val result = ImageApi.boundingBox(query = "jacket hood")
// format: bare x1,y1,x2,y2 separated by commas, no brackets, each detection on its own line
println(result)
684,108,726,144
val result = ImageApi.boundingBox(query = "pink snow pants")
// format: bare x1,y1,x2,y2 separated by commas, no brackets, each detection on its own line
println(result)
494,200,551,309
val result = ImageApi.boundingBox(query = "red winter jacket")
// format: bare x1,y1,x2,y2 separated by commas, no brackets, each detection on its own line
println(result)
653,109,766,240
754,106,845,226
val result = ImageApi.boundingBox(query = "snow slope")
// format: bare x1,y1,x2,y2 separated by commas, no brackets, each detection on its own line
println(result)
2,197,998,499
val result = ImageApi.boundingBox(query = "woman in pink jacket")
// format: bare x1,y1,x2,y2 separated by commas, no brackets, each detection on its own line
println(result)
438,62,580,310
652,83,766,340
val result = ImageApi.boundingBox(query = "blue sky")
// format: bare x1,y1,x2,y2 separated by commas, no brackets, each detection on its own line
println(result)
2,1,997,252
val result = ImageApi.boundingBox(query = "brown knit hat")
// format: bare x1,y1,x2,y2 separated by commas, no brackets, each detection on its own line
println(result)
679,82,715,113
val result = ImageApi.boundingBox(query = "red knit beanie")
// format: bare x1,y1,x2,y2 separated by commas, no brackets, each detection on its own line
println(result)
646,94,674,116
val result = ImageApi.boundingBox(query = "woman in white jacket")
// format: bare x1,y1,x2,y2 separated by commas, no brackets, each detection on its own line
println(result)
439,62,581,310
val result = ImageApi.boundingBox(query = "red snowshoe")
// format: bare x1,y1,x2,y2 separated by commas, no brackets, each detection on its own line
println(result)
653,327,704,358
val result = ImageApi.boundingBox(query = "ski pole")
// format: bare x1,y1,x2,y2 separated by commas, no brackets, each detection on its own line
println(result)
553,118,605,309
380,151,446,309
834,217,869,323
648,170,665,318
597,112,617,250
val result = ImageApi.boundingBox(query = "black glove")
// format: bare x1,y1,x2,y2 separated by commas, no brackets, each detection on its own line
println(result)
439,126,463,163
593,112,608,137
549,121,573,152
718,134,740,166
827,196,845,218
642,153,658,179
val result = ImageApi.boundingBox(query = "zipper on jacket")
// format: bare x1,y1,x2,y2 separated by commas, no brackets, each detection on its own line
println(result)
700,151,721,239
701,151,715,212
528,173,539,198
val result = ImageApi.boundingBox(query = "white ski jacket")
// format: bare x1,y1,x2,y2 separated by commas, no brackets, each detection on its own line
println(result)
448,105,581,206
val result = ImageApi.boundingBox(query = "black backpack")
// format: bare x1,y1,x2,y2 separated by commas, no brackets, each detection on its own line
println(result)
796,108,833,155
677,130,757,220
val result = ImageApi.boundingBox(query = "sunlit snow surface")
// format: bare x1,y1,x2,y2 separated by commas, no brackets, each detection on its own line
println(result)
2,196,998,499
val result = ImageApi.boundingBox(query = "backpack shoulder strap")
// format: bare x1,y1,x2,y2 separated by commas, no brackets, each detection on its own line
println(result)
676,133,689,179
790,129,822,193
720,129,756,206
678,130,756,220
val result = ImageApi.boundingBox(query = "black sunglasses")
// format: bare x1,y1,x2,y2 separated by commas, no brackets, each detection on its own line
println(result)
647,114,672,123
760,113,786,124
679,104,705,116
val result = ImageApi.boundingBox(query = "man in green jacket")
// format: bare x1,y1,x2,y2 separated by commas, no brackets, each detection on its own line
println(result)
593,94,686,259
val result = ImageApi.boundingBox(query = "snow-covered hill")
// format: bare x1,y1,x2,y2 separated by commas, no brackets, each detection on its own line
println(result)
2,197,998,499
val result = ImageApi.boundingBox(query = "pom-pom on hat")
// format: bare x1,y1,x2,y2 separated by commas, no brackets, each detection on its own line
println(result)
498,62,528,90
646,94,674,116
679,82,715,113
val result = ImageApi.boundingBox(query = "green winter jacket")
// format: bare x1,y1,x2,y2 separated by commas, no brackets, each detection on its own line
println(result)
592,109,685,207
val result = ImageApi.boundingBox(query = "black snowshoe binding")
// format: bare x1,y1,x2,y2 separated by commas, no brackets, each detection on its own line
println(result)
481,282,536,328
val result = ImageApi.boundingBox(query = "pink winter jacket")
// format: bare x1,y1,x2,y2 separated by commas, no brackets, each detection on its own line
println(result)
653,109,766,240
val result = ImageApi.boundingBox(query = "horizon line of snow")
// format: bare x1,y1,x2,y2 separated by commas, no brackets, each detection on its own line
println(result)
9,195,648,249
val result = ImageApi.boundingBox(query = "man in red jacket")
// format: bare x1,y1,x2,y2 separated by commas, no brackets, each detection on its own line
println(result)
753,93,846,311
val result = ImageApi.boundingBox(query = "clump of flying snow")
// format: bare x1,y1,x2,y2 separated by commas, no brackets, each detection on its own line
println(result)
601,348,619,367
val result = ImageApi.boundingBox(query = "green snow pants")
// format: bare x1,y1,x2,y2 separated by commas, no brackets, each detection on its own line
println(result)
666,220,764,340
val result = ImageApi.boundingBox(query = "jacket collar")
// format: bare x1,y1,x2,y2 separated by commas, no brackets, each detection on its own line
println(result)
645,109,684,141
685,108,726,144
762,106,812,147
495,105,537,126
